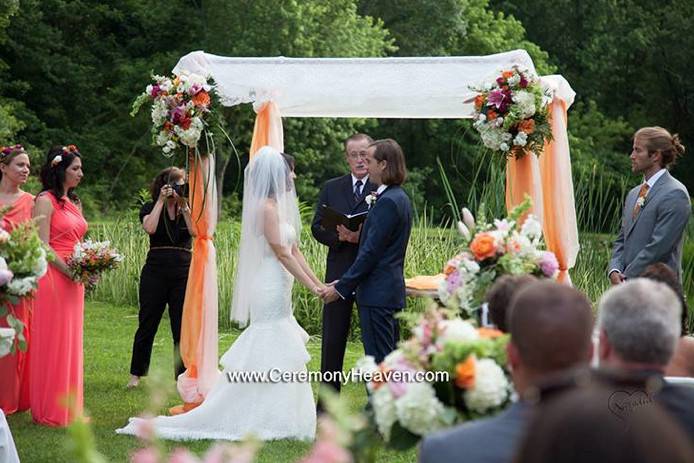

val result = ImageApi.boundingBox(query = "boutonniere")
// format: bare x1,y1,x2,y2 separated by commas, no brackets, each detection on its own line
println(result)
365,191,379,209
636,197,646,208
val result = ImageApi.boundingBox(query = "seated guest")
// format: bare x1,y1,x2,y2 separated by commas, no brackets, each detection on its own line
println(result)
639,263,694,377
514,387,694,463
484,274,536,332
596,278,694,436
419,281,594,463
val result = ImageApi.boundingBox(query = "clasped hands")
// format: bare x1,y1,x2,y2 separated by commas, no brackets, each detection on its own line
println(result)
313,280,340,303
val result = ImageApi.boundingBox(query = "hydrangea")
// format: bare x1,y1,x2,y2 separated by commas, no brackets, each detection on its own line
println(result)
437,319,479,346
395,382,447,436
372,386,397,441
464,359,509,413
512,91,536,119
513,131,528,147
7,276,36,296
521,215,543,240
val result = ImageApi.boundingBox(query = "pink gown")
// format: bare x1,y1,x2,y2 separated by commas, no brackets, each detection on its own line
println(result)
0,192,35,414
30,192,87,426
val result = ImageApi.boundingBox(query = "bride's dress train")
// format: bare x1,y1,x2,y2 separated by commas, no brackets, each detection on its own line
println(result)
116,223,316,441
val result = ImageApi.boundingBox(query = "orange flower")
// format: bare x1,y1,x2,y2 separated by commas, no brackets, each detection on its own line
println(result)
474,94,485,110
454,355,476,389
371,364,391,391
192,90,210,107
444,262,457,275
517,119,535,134
502,70,514,79
487,110,498,121
470,232,498,261
478,327,504,339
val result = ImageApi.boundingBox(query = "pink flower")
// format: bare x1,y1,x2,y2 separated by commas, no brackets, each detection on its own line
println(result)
301,441,352,463
130,447,159,463
538,251,559,277
150,84,161,98
387,358,418,398
168,448,200,463
0,269,13,286
519,76,528,88
487,90,507,110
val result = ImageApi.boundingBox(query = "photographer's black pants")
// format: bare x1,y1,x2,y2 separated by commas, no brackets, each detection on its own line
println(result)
129,250,191,379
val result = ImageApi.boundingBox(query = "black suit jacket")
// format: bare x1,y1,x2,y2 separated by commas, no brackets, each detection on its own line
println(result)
311,174,376,284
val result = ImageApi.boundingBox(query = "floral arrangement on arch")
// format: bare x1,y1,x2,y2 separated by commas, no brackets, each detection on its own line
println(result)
131,72,221,157
0,219,51,355
356,307,510,449
438,198,559,315
470,66,552,158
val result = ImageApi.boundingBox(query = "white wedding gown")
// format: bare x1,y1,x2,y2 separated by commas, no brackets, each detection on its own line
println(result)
117,224,316,441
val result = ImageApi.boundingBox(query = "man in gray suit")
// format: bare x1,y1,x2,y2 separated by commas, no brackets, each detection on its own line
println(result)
609,126,690,284
419,281,594,463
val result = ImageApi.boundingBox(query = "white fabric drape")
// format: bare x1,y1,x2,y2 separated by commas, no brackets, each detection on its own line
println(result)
173,50,574,118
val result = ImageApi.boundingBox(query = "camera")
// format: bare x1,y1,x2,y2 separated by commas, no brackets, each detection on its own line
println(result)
169,182,188,197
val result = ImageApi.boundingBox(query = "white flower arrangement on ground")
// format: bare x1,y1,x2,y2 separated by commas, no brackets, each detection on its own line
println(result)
356,307,511,449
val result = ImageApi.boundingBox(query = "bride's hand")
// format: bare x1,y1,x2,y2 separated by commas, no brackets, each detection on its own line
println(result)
312,285,327,297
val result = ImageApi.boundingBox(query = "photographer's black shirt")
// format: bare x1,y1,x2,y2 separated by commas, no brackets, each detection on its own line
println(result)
139,201,192,267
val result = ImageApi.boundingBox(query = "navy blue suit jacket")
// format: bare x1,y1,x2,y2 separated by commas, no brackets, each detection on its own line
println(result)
335,184,412,309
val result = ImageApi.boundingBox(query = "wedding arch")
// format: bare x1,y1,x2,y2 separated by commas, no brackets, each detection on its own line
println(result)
171,49,579,404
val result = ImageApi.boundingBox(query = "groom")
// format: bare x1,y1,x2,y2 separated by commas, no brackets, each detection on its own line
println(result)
322,139,413,364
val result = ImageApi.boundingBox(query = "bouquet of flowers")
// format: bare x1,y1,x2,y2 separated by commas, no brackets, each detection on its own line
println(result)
356,307,510,449
131,72,220,157
0,220,51,353
67,240,123,291
470,66,552,158
438,198,559,315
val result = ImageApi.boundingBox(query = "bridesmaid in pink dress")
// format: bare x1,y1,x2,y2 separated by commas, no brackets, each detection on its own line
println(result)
30,145,87,426
0,144,34,415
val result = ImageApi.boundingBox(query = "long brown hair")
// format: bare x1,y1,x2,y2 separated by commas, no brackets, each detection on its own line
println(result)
150,167,185,201
634,126,685,168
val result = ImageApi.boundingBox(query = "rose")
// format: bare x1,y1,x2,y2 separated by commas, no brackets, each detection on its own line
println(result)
517,118,535,134
192,90,211,107
470,232,499,261
454,355,476,389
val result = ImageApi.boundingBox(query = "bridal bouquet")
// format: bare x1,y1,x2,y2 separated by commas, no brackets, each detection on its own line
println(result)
438,198,559,315
67,240,123,291
0,220,51,353
356,307,510,449
470,66,552,158
131,72,220,157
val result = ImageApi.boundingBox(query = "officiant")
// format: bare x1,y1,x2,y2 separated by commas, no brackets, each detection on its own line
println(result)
311,133,376,402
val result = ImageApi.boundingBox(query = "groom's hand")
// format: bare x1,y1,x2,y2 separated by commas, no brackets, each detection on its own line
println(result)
336,224,361,243
322,285,340,303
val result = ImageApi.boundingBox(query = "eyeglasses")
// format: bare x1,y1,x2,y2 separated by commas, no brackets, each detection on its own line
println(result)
347,151,367,159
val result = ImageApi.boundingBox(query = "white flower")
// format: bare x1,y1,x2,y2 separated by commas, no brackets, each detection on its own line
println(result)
507,74,521,86
464,359,509,413
495,117,504,128
372,386,397,441
521,215,542,240
461,207,476,231
460,259,480,276
7,276,35,296
636,197,645,207
0,256,8,271
33,248,48,277
51,155,63,167
493,218,514,237
355,355,378,377
365,193,378,209
0,327,16,358
0,229,9,244
513,131,528,147
499,142,510,152
456,221,470,240
151,99,168,126
477,114,486,121
512,91,536,119
155,132,169,146
437,319,479,346
395,382,447,436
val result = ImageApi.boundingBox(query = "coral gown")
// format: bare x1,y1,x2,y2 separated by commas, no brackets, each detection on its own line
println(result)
30,192,87,426
0,192,35,414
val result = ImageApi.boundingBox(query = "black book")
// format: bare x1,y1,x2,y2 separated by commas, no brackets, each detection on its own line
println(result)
320,204,368,232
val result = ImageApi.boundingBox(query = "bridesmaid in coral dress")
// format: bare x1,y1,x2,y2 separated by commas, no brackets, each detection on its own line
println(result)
30,145,87,426
0,144,34,415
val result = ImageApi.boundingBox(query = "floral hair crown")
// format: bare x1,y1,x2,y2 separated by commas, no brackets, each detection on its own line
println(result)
52,144,80,167
0,144,25,159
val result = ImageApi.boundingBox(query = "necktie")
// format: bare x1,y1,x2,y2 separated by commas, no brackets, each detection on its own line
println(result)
353,180,363,204
631,183,650,219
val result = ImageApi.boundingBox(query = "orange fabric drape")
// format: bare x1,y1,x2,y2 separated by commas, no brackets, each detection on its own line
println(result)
249,101,284,158
506,99,579,284
176,153,220,406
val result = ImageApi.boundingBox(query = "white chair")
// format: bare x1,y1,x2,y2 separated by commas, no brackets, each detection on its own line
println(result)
664,376,694,389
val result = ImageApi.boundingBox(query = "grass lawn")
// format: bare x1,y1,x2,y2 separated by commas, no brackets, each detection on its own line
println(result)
7,301,416,462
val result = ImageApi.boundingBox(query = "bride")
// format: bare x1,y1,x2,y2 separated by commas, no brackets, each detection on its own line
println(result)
117,146,325,441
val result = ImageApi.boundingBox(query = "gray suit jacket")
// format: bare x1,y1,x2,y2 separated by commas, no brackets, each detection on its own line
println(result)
418,402,530,463
609,171,691,280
